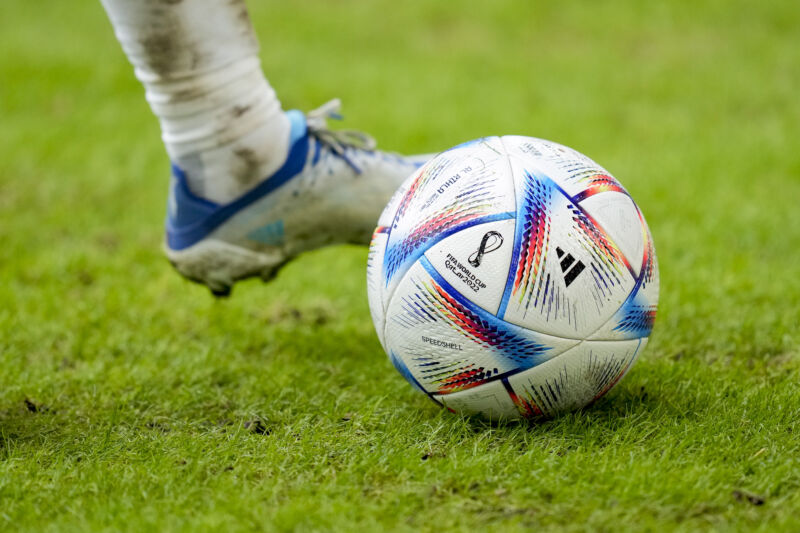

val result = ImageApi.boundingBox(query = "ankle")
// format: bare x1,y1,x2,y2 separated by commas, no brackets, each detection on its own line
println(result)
169,109,291,204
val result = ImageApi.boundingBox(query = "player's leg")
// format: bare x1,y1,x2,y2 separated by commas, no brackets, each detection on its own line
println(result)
100,0,289,203
100,0,429,295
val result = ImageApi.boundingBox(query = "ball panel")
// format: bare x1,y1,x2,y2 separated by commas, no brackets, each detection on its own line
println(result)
436,379,519,420
499,157,636,339
382,137,515,294
383,259,579,397
505,338,647,418
588,229,659,341
501,135,620,199
423,219,516,315
578,191,645,278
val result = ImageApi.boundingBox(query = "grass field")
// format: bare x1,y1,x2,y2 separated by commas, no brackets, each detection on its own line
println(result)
2,0,800,530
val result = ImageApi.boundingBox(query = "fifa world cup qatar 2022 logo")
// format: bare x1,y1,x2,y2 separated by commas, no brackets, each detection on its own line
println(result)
468,231,504,267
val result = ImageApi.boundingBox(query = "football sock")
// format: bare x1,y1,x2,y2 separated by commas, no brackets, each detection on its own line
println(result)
100,0,290,203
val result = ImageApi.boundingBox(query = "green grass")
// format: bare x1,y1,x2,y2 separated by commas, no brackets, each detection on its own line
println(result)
2,0,800,530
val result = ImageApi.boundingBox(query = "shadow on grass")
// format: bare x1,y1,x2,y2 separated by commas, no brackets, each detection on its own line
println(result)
442,377,683,442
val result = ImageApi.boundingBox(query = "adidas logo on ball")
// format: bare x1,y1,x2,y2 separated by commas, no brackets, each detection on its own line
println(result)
556,246,585,287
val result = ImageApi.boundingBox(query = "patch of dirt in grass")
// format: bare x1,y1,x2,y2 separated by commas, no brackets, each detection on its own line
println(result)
145,420,171,433
732,489,765,506
244,418,271,435
421,448,446,461
24,398,50,414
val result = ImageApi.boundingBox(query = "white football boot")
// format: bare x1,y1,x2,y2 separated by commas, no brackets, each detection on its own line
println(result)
164,100,430,296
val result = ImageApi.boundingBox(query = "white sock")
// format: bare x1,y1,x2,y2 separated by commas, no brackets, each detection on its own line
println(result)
100,0,290,203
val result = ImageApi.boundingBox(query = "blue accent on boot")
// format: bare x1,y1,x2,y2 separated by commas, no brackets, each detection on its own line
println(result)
166,112,309,251
285,109,307,145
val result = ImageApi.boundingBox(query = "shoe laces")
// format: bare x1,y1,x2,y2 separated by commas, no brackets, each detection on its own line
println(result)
306,99,377,174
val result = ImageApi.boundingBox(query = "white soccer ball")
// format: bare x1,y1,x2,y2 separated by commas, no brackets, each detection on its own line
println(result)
367,136,659,419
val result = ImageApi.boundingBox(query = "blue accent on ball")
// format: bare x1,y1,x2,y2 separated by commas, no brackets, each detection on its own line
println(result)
383,211,515,285
418,255,553,368
497,169,556,318
389,350,426,393
496,222,522,319
389,350,443,406
611,285,655,338
445,137,491,152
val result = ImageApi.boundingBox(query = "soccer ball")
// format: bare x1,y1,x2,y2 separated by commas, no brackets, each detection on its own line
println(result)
367,136,659,419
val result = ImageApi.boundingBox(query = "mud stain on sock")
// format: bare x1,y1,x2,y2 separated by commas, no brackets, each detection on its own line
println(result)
138,1,187,78
233,148,263,188
230,0,252,34
168,87,205,104
138,0,220,78
231,105,251,118
141,33,181,77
